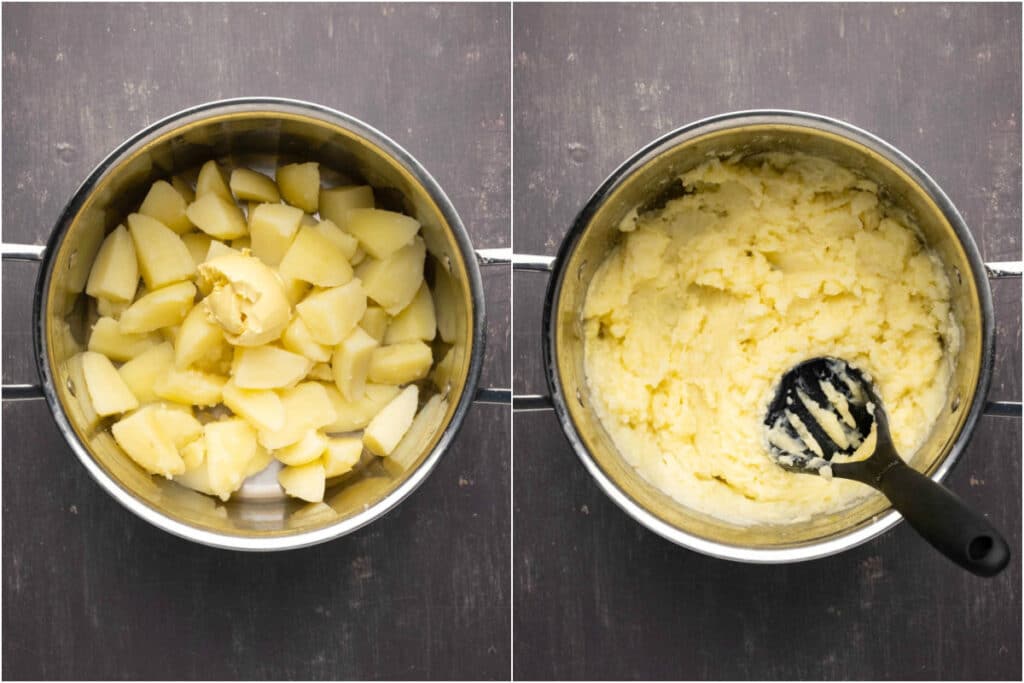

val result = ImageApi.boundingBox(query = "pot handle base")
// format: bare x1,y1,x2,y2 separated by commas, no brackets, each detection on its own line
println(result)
2,243,46,401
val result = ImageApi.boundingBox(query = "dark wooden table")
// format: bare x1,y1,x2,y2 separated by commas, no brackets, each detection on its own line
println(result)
513,3,1021,680
2,4,510,680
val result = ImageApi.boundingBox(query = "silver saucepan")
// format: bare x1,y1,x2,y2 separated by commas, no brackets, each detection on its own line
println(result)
514,110,1020,563
2,97,510,551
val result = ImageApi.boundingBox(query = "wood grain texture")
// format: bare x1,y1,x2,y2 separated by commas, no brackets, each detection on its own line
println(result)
513,3,1021,680
2,3,509,680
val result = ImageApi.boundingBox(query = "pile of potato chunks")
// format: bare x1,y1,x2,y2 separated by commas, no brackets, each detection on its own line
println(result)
71,159,451,504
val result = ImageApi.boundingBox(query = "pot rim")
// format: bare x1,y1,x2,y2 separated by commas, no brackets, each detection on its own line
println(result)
541,109,995,563
33,97,486,551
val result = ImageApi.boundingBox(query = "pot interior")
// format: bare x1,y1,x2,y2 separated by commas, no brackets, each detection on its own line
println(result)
551,120,986,554
42,106,476,543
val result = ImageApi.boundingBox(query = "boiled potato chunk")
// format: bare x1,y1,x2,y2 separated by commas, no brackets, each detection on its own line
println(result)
322,436,363,478
278,461,326,503
368,341,433,385
275,429,328,466
229,168,280,203
311,219,358,260
278,226,353,287
127,213,197,290
86,225,139,302
363,385,419,456
199,252,292,346
332,327,379,401
222,381,285,432
359,306,390,342
88,317,162,362
154,368,227,407
96,297,131,319
295,280,366,346
155,403,205,448
171,175,196,203
280,316,332,363
249,203,303,266
387,394,448,471
385,283,436,343
231,236,251,251
356,236,425,315
431,346,457,392
246,445,274,477
205,239,239,262
307,363,333,382
195,160,232,201
346,208,420,259
118,342,175,403
182,232,214,268
322,383,401,433
181,437,206,471
175,303,226,369
432,263,458,344
111,405,186,477
279,275,311,307
186,193,248,240
118,281,197,334
80,351,139,416
319,185,374,228
204,419,259,500
139,180,192,234
258,382,337,450
277,162,320,212
65,353,102,432
231,346,312,389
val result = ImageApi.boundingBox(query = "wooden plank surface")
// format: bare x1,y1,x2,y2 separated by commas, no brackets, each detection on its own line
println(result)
513,3,1021,680
2,4,510,680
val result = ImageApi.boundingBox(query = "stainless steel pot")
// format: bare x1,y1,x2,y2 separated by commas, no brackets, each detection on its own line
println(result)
514,110,1021,563
2,97,510,550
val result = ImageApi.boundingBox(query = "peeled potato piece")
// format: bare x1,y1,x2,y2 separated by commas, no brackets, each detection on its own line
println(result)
154,368,227,407
249,200,304,266
432,263,458,344
356,236,425,315
359,306,390,342
186,193,248,240
387,394,448,472
311,219,359,260
258,382,337,450
277,162,320,212
118,342,175,403
204,419,259,500
322,383,400,433
118,281,197,334
278,461,326,503
295,280,366,346
318,185,373,228
275,430,328,466
229,168,280,203
139,180,192,234
86,225,139,302
171,175,196,203
96,297,131,319
322,436,363,478
280,316,332,363
80,351,139,416
127,213,197,290
65,353,102,432
182,232,214,269
384,283,436,343
222,381,285,432
112,405,187,477
346,208,420,260
364,385,419,456
181,437,206,471
195,160,232,201
367,341,433,385
175,304,226,369
88,317,162,362
232,346,312,390
307,363,334,382
278,226,353,287
332,326,379,401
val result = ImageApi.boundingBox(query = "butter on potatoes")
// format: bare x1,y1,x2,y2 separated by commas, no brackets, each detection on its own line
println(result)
582,153,957,525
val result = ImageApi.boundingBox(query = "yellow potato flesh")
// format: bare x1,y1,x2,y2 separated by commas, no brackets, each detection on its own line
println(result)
295,280,366,346
318,185,374,228
278,461,326,503
231,346,312,390
275,430,328,466
322,436,363,478
229,168,280,203
118,341,175,403
175,303,227,369
127,213,197,290
281,316,332,363
86,225,139,302
171,175,196,203
258,382,337,450
96,297,131,319
181,437,206,471
231,236,251,251
195,160,232,201
363,385,419,456
387,394,448,471
311,219,359,260
88,317,162,362
222,381,286,432
65,353,102,432
186,193,248,240
112,405,187,477
181,232,214,269
431,346,457,392
278,226,353,287
279,275,311,307
432,263,459,344
118,281,197,334
346,208,420,260
276,162,320,212
203,419,259,500
356,236,425,315
248,203,303,266
80,351,139,416
359,306,390,342
154,368,227,407
332,326,379,401
322,383,401,433
367,341,433,385
384,282,436,343
139,180,192,234
307,363,334,382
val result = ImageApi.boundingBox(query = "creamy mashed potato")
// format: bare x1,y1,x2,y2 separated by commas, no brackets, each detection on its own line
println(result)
582,153,957,525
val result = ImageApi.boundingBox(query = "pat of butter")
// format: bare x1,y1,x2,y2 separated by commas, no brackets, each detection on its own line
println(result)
199,252,292,346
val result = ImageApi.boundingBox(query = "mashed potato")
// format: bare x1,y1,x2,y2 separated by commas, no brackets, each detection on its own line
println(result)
582,153,957,525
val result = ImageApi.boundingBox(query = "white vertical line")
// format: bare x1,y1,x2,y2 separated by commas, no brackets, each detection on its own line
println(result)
508,0,515,679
